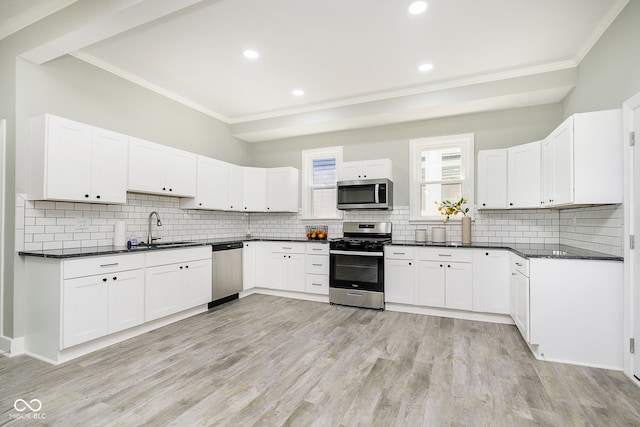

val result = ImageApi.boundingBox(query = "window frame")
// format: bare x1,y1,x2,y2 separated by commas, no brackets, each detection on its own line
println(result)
301,146,343,220
409,133,475,222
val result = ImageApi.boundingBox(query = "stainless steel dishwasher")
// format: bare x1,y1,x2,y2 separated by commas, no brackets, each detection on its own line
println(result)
209,242,243,308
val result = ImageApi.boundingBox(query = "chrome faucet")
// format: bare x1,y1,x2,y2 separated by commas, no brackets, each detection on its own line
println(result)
147,211,163,245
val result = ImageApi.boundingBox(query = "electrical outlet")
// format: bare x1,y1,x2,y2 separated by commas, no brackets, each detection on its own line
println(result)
74,217,90,231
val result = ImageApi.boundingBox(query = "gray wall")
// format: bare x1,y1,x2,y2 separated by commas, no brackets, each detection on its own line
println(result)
250,104,562,205
562,0,640,116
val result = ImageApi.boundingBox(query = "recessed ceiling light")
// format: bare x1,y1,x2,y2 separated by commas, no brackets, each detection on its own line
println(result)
408,1,427,15
292,89,304,96
243,49,259,59
418,63,433,72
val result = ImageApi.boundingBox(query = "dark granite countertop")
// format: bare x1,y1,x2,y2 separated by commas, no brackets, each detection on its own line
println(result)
18,237,329,259
389,240,623,261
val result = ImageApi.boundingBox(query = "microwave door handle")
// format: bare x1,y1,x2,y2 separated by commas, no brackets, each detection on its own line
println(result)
374,184,379,204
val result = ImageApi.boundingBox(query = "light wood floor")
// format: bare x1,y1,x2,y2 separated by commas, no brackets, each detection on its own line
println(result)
2,294,640,426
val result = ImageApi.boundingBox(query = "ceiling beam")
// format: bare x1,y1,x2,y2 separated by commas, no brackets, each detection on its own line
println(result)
19,0,206,64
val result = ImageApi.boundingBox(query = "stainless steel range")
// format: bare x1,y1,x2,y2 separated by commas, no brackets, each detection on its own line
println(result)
329,222,391,310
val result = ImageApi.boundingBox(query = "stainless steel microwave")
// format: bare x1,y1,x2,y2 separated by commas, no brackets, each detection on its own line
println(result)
337,179,393,210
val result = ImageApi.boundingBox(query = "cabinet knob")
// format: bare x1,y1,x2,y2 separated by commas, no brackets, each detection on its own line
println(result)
267,207,270,210
185,265,189,269
169,188,172,192
198,203,202,206
447,265,451,268
440,264,443,268
244,207,247,210
102,278,107,282
96,195,101,199
509,202,513,206
408,262,412,266
482,203,486,206
230,205,233,209
84,194,89,198
112,276,117,281
180,266,183,269
485,252,489,256
363,175,367,178
163,187,166,191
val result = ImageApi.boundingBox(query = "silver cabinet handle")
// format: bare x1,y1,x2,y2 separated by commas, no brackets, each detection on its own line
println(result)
393,252,405,255
312,248,322,251
438,254,452,257
282,246,292,250
312,263,323,266
516,262,523,266
312,283,322,286
348,292,363,297
100,263,119,267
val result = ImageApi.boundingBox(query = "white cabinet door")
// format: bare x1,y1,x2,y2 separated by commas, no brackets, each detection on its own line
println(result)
362,159,392,180
287,253,306,292
179,259,212,310
338,161,363,181
507,141,541,209
45,116,92,202
254,242,272,287
416,261,445,307
128,137,165,195
267,167,299,212
514,270,530,342
509,268,517,321
242,167,267,211
145,264,180,322
270,252,288,290
242,242,256,290
445,262,473,311
227,163,244,211
164,147,196,197
541,137,554,208
549,117,574,206
477,149,507,209
63,275,109,348
107,269,144,334
91,128,128,204
473,250,510,314
385,259,415,304
182,156,229,210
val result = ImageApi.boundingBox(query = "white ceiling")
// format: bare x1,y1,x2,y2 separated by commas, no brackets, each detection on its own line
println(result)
3,0,629,141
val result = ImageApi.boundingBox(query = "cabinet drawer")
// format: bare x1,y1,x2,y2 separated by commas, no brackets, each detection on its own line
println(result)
306,274,329,295
145,246,211,267
418,247,473,263
64,253,145,279
385,246,415,260
306,243,329,255
306,255,329,275
271,242,305,254
511,254,529,277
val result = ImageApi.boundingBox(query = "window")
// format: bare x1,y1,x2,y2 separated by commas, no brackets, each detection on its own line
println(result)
301,146,343,219
409,134,474,221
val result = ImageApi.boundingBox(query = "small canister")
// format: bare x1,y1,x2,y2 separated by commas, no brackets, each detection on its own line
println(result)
415,229,427,243
432,227,446,243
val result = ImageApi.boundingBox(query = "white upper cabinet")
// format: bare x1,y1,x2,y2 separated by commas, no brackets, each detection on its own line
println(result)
338,159,393,181
266,167,300,212
227,163,244,211
507,141,541,209
242,167,268,212
28,114,128,204
542,109,622,207
180,156,229,210
128,137,196,198
477,149,507,209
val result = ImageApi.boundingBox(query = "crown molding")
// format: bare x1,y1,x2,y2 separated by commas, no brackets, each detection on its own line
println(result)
0,0,79,41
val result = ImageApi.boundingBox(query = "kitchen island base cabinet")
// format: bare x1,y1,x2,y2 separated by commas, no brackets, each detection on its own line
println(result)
529,258,623,370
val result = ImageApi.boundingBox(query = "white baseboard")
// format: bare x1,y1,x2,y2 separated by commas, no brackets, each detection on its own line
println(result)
241,288,329,304
385,303,515,325
0,335,25,357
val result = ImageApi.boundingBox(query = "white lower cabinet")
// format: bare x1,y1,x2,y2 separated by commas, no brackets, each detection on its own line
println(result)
242,241,256,290
384,247,415,304
269,242,307,292
416,248,473,311
63,268,144,349
145,247,212,322
473,250,510,314
509,254,530,342
305,243,329,295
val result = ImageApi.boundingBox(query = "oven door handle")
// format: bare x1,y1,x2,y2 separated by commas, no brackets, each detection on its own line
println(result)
374,183,379,204
330,250,384,257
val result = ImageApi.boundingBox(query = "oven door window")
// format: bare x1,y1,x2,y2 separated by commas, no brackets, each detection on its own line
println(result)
330,253,383,292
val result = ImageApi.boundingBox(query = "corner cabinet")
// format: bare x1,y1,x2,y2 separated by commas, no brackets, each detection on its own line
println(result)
507,141,541,209
27,114,128,204
542,109,622,207
128,137,197,198
267,167,300,212
180,156,230,210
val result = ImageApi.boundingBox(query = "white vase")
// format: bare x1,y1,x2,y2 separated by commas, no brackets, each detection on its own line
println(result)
432,227,446,243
